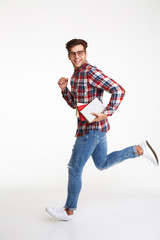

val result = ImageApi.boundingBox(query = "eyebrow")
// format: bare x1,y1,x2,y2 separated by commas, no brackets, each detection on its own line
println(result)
70,50,85,53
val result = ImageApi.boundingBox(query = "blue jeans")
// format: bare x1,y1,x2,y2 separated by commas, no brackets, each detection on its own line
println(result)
64,130,138,210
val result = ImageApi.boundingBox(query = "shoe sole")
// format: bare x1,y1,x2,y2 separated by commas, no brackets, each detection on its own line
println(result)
146,141,159,166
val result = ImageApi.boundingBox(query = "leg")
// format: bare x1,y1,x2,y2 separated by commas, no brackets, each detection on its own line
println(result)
64,130,105,211
64,131,95,211
92,133,138,170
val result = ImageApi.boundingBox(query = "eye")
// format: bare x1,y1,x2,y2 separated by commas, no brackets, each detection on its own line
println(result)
78,51,84,56
70,52,75,57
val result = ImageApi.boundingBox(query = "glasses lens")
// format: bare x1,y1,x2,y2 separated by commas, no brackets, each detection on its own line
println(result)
69,52,75,58
69,51,85,58
77,51,85,56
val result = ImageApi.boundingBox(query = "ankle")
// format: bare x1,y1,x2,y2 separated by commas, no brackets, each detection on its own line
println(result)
136,145,143,156
65,209,74,215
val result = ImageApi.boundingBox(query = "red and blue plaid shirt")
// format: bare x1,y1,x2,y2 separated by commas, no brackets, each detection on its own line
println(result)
62,61,125,137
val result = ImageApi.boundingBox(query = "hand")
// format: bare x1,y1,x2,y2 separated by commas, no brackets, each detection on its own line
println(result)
91,112,108,123
58,77,68,91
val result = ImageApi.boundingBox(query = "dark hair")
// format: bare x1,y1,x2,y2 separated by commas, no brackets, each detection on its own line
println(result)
66,39,88,52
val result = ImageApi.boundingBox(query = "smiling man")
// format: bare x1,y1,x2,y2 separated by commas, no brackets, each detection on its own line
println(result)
45,39,159,221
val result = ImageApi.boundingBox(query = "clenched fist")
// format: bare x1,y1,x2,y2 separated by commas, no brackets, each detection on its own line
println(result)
58,77,68,91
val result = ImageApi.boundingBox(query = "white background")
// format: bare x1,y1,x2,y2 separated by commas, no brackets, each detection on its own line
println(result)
0,0,160,239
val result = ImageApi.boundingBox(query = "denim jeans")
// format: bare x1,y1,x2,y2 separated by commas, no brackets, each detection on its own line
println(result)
64,130,138,210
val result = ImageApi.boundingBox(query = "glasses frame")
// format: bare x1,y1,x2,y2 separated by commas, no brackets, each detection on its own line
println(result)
69,50,86,58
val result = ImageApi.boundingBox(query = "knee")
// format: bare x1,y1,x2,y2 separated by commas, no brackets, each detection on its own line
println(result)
95,163,104,171
68,165,82,178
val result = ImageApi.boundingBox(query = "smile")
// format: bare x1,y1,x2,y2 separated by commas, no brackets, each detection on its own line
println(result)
74,60,81,63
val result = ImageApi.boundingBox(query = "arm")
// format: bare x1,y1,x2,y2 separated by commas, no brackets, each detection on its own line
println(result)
58,77,76,109
88,68,125,121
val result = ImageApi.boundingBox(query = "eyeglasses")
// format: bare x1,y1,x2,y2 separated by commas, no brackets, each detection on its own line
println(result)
69,50,86,58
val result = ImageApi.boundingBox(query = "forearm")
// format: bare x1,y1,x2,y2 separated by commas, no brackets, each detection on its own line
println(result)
104,87,125,116
62,87,76,109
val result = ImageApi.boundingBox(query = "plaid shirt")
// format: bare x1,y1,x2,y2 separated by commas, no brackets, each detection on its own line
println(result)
62,61,125,137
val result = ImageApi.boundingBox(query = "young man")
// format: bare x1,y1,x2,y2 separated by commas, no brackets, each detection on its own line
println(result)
46,39,159,221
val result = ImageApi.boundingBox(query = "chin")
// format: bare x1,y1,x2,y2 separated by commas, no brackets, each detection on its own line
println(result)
75,62,83,68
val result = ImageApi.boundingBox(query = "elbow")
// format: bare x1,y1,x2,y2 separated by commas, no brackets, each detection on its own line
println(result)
122,88,125,96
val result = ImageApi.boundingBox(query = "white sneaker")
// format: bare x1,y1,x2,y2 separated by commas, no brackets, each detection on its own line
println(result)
139,141,159,166
45,207,73,221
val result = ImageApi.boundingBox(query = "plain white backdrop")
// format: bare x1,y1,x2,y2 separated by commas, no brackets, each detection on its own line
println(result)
0,0,160,239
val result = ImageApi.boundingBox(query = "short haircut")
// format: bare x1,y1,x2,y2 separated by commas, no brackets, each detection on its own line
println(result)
66,39,88,52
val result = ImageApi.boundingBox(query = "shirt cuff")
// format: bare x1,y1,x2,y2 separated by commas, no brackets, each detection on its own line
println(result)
103,109,113,116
